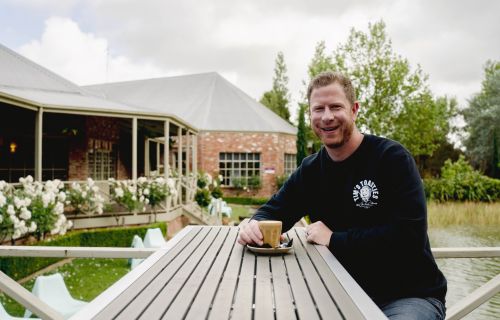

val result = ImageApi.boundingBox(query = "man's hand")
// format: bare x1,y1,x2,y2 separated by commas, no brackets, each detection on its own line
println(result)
237,220,263,246
305,221,333,246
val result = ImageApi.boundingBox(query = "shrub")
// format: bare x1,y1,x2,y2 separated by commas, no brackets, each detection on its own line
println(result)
423,156,500,202
195,189,211,208
223,197,269,206
65,178,104,215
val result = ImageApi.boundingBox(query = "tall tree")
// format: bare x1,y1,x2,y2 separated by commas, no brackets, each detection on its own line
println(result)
329,20,454,161
260,52,291,122
296,103,308,165
463,60,500,177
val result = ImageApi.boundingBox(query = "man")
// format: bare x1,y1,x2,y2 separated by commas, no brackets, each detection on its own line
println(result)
238,71,447,319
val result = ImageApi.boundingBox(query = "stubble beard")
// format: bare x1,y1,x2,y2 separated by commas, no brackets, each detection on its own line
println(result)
322,120,354,149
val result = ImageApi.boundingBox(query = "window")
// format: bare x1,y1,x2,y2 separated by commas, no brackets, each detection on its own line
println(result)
284,153,296,176
88,146,117,180
219,152,260,187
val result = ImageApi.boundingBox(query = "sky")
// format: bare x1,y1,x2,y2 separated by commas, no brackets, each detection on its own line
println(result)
1,0,499,122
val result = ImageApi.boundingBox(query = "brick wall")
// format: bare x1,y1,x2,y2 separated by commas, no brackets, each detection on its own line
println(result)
197,131,296,198
68,116,127,181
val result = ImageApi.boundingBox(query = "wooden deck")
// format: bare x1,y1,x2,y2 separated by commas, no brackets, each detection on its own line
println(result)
69,226,387,320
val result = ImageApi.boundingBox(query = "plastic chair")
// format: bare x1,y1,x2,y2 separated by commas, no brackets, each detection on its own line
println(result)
24,273,87,319
130,234,145,269
1,302,39,320
143,228,167,248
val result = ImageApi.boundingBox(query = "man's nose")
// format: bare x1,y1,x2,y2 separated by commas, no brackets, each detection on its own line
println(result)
322,108,335,121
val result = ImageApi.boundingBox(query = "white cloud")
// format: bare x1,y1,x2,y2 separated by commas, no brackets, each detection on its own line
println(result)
17,16,169,85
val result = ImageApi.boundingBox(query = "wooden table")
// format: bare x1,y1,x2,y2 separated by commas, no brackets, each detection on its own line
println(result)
70,226,387,320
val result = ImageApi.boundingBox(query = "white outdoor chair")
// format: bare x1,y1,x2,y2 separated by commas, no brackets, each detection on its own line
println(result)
24,273,87,319
143,228,167,248
1,302,39,320
209,198,232,217
130,234,145,269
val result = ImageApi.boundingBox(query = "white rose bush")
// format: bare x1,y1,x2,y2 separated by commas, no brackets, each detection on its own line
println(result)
1,175,175,243
0,176,72,242
109,175,173,223
66,178,105,215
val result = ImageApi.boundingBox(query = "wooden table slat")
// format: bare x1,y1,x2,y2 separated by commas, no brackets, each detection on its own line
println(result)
270,257,297,320
161,227,231,319
289,230,343,320
140,227,222,319
283,237,321,320
207,232,245,320
294,228,366,320
110,227,211,319
254,255,275,320
184,228,239,320
229,247,255,320
93,227,202,320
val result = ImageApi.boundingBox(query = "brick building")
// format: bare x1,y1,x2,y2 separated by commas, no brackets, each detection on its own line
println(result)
86,73,297,197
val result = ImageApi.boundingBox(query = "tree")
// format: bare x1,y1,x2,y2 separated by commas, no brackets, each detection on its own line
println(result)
329,20,454,161
260,52,291,122
463,60,500,177
296,103,308,165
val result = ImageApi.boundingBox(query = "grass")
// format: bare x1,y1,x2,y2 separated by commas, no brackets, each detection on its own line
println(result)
229,204,255,222
427,201,500,227
0,258,130,317
228,201,500,228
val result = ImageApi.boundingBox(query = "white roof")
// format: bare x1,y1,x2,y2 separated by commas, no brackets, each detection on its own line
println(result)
85,73,297,135
0,43,193,127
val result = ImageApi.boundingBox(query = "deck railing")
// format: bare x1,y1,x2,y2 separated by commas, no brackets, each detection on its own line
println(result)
0,246,499,320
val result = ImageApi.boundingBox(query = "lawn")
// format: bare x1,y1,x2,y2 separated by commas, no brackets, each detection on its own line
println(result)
0,258,130,317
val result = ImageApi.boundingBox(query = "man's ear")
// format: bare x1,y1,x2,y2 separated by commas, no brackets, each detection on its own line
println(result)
352,101,360,120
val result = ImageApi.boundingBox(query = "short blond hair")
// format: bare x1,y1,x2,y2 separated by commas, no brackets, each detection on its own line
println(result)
307,71,356,106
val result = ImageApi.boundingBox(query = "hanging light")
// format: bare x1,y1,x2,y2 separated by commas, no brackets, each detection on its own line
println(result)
9,141,17,153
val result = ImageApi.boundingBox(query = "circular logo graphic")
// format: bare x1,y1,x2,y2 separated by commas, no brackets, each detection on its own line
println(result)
352,179,379,209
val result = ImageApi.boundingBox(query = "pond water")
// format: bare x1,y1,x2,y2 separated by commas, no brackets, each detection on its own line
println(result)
428,225,500,320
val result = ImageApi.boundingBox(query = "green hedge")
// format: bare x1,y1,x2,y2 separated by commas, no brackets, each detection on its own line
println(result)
423,156,500,202
223,197,269,206
0,222,166,281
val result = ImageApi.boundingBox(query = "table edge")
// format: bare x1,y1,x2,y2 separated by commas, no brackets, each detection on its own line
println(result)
315,245,388,320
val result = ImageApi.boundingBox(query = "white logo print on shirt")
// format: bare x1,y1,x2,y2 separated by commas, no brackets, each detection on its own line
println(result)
352,180,379,209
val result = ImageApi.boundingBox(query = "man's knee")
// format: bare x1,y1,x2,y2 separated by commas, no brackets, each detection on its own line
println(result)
381,297,445,320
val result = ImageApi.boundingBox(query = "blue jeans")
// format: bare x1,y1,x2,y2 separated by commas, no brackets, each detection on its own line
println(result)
380,297,446,320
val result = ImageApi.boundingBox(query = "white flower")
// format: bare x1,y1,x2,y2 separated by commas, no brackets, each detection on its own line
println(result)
12,229,22,239
7,205,15,216
28,221,37,232
0,193,6,207
14,197,23,209
81,191,87,198
58,191,66,202
24,198,31,207
138,177,147,184
0,215,3,223
54,202,64,215
19,207,31,220
114,188,124,198
92,186,99,192
143,188,150,195
42,193,52,208
87,177,95,186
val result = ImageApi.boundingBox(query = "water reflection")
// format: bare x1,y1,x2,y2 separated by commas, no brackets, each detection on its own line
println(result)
429,226,500,320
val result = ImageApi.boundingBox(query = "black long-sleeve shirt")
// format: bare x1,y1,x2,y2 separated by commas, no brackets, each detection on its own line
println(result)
252,134,447,305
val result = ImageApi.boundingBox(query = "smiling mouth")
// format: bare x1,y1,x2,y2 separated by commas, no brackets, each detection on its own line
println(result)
321,125,340,132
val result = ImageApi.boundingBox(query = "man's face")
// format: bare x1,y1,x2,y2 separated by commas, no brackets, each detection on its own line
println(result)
309,82,358,149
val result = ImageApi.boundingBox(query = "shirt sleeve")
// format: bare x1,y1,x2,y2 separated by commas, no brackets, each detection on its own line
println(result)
329,145,428,255
251,164,308,232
